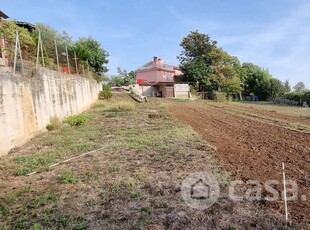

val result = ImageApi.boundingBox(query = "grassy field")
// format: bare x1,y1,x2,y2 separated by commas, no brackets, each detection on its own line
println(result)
0,94,220,229
0,94,302,229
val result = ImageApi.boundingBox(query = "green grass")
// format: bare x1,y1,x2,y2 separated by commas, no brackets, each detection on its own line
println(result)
27,194,57,209
106,101,135,112
3,186,31,204
0,95,239,229
60,168,77,183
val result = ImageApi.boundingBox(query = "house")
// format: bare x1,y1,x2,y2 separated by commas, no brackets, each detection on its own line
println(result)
134,57,190,98
0,11,9,20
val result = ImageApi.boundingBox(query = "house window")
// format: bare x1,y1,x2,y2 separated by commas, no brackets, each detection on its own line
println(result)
166,74,171,80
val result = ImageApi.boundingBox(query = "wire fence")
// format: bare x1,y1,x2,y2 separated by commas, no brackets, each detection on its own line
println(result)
0,30,93,78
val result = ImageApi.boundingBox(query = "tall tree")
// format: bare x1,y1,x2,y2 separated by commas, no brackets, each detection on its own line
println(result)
242,63,272,100
73,37,109,81
284,80,291,92
111,67,136,86
178,31,242,95
177,30,217,85
32,23,73,58
293,81,305,92
267,78,290,100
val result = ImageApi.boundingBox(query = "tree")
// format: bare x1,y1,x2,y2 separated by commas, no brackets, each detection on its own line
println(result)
208,47,242,94
242,63,272,100
293,81,305,92
267,78,290,100
177,31,242,96
73,37,109,82
31,23,73,68
0,20,35,60
177,30,217,85
111,67,136,86
284,80,291,92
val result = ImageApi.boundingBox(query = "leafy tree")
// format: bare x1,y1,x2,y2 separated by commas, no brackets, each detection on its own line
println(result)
267,78,290,100
284,80,291,92
73,37,109,81
177,30,217,85
293,81,305,92
178,31,242,96
110,67,136,86
0,20,35,59
31,23,73,68
208,48,242,94
242,63,272,100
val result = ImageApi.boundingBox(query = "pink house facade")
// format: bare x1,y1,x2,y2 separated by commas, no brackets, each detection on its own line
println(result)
135,57,182,84
134,57,189,98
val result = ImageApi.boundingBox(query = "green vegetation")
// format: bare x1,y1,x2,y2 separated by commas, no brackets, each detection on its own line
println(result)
110,67,136,86
99,85,112,99
0,20,35,59
46,117,62,131
73,37,109,82
60,168,77,183
1,94,300,229
0,21,109,81
65,115,89,126
281,90,310,106
106,101,135,112
177,31,294,101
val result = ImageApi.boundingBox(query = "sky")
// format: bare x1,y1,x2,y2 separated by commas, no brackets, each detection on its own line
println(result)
2,0,310,88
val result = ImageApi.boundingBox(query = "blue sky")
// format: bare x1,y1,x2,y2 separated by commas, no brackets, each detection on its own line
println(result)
2,0,310,88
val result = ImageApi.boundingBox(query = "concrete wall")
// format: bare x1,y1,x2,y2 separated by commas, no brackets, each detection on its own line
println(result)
174,84,190,99
0,68,100,156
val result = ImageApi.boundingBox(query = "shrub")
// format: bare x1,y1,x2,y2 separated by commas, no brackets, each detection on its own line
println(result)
284,92,304,104
214,92,226,102
107,102,135,112
60,168,77,183
303,91,310,105
102,85,111,91
99,85,112,100
99,90,112,100
46,117,61,131
65,115,89,126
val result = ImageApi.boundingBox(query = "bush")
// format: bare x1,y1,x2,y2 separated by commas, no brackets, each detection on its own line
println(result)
282,91,310,106
303,91,310,105
107,102,135,112
65,115,89,126
214,92,226,102
99,90,112,100
46,117,61,131
99,85,112,100
102,85,111,91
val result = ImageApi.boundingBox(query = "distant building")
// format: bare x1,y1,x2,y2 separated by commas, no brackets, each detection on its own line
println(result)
136,56,182,84
0,10,9,20
15,21,35,32
134,57,189,98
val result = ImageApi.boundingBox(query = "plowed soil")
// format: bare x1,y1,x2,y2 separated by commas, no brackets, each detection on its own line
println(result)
169,101,310,224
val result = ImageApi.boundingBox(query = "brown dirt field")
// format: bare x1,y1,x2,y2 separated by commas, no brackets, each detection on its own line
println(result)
169,101,310,225
209,102,310,127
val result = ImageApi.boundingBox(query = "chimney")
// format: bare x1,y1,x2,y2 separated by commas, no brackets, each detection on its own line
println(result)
153,56,158,61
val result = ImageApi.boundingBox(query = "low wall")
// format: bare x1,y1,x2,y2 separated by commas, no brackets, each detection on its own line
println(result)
0,68,100,156
174,84,190,99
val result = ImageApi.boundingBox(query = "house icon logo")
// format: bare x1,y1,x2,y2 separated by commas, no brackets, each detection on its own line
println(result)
181,172,220,210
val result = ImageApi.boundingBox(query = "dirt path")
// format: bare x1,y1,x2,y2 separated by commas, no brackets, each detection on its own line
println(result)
169,102,310,224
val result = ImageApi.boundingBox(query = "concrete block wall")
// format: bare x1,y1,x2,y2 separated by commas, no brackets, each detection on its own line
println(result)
0,68,100,156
